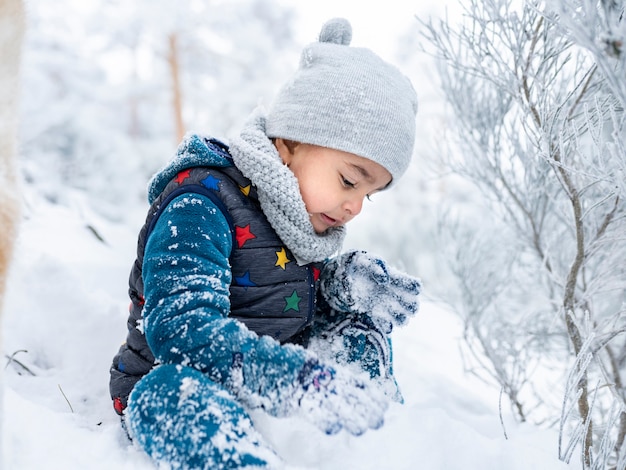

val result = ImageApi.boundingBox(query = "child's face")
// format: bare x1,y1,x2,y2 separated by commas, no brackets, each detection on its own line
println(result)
275,139,392,234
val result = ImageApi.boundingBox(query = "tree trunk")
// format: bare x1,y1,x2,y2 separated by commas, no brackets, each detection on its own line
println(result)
168,33,185,142
0,0,24,310
0,0,25,462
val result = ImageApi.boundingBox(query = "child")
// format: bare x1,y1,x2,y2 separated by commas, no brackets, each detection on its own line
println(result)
110,17,421,469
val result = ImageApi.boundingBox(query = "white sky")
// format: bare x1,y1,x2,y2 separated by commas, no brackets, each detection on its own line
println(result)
275,0,450,59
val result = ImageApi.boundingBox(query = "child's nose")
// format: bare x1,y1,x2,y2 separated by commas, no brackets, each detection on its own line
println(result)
343,195,364,217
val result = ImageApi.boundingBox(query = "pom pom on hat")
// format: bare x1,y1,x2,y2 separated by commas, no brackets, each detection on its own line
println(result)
318,17,352,45
266,18,418,185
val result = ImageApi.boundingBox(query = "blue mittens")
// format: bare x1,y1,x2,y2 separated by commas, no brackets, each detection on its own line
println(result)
127,348,388,470
320,250,422,334
294,358,387,436
227,341,388,437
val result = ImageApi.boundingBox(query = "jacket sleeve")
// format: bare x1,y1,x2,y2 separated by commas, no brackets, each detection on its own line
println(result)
141,192,308,414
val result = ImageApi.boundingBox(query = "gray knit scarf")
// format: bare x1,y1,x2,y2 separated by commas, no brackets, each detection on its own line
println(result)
229,109,345,264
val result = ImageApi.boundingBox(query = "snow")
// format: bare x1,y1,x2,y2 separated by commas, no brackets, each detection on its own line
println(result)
1,189,580,469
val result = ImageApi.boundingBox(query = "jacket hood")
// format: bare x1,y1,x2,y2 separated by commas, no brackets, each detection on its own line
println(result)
148,134,233,204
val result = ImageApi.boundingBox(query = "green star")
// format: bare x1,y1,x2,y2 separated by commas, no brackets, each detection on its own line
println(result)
283,290,301,312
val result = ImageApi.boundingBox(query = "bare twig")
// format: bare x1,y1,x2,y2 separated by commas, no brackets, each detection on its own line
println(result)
5,350,36,376
58,384,74,413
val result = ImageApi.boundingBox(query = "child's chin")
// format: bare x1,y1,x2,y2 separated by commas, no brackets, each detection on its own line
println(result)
311,214,341,234
315,225,339,235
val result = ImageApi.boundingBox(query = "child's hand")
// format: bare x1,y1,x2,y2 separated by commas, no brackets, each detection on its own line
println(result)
295,358,388,436
320,250,421,333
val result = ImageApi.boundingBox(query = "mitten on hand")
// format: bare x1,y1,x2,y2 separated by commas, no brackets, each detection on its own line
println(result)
320,250,421,333
224,338,386,436
294,358,388,436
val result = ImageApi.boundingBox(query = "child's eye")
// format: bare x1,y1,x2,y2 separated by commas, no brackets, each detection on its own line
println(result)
342,177,355,188
366,194,372,201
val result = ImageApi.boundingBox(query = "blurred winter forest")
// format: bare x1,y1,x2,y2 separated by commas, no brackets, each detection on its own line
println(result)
19,0,303,215
13,0,626,468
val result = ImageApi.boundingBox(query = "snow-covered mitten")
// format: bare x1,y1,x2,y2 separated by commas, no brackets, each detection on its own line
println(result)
320,250,421,333
126,364,280,470
223,337,388,437
293,358,388,436
309,307,404,402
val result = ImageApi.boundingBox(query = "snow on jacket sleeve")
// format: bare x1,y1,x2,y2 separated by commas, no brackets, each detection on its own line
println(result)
141,192,309,416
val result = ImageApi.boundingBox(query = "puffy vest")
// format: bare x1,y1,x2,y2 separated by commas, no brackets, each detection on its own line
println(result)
109,146,322,414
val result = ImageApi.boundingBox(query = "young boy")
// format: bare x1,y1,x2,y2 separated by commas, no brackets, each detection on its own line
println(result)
110,17,421,469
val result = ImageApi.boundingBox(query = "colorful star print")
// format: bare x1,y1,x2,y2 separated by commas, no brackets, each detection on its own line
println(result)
235,224,256,248
239,184,251,196
175,169,191,184
311,266,321,282
234,271,256,289
275,247,291,270
284,290,301,312
202,174,220,191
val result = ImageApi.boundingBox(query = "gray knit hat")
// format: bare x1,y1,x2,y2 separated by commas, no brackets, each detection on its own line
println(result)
266,17,418,184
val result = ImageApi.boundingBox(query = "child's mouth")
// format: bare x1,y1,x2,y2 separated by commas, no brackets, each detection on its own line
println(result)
320,213,338,227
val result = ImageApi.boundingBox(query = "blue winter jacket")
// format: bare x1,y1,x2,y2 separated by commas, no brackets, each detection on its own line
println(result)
109,135,321,414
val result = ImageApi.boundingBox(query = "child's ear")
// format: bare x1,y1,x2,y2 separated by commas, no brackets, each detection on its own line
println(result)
274,138,295,165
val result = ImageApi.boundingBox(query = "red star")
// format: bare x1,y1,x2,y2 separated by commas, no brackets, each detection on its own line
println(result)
176,169,191,184
312,266,321,282
113,397,125,415
235,224,256,248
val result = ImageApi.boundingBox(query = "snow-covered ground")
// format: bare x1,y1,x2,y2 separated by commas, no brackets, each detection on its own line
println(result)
2,191,579,469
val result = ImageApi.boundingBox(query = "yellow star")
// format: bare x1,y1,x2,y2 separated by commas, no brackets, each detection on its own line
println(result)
239,184,251,196
275,247,291,270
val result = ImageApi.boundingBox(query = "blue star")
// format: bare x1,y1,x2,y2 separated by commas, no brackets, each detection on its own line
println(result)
202,174,221,191
234,271,256,289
